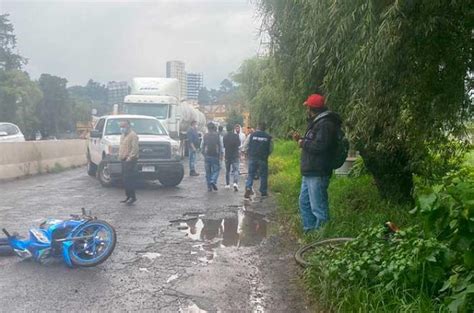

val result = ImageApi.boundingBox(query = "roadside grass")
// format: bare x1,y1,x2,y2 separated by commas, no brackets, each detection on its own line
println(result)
465,148,474,166
269,140,415,243
268,140,439,312
46,162,66,174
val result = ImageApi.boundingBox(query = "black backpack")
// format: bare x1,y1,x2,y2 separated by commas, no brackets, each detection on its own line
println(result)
313,111,349,169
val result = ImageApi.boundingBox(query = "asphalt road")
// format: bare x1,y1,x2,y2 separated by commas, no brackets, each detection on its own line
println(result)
0,159,309,312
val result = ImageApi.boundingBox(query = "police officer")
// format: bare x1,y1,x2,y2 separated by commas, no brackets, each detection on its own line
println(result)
244,122,272,198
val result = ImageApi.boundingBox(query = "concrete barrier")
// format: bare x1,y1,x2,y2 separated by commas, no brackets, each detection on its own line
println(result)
0,140,87,180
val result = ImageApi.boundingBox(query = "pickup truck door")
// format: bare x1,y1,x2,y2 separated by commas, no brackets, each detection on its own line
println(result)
90,118,105,164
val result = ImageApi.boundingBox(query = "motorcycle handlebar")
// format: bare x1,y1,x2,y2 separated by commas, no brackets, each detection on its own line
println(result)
2,228,11,238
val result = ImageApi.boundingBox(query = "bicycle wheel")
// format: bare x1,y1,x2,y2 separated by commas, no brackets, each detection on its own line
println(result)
69,220,116,267
294,237,354,268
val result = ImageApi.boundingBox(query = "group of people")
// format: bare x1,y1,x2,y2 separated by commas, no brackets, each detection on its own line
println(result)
118,92,343,234
186,121,272,198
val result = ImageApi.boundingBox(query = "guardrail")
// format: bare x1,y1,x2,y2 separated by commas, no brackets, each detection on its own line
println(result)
0,140,87,181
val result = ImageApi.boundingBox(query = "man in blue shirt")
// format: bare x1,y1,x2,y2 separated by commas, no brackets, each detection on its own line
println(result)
244,122,272,198
187,121,200,176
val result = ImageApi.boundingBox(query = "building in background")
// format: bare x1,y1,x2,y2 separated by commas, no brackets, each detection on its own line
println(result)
166,60,187,99
186,72,203,101
107,81,129,107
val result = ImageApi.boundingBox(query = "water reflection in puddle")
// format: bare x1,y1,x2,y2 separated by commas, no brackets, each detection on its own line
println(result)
174,209,268,248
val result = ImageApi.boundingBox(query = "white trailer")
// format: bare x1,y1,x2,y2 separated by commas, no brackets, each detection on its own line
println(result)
123,77,206,139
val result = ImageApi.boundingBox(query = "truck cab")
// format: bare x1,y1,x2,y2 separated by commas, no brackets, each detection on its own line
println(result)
86,115,184,187
123,94,181,139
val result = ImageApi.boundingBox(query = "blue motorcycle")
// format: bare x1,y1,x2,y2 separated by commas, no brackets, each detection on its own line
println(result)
1,209,116,267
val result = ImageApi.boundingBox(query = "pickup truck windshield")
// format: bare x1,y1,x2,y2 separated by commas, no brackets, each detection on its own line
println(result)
124,103,168,119
105,119,167,136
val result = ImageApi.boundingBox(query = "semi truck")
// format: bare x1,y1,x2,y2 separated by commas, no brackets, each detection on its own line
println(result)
122,78,206,140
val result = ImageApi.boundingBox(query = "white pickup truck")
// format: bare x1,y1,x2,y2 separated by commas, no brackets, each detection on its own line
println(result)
86,114,184,187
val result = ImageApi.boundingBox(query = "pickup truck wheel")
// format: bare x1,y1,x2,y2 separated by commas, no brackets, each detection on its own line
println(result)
98,161,114,187
158,167,184,187
86,152,97,176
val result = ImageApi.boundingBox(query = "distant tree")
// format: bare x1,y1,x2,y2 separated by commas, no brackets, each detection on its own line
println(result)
219,79,235,93
226,109,244,128
198,87,211,106
37,74,73,137
0,70,42,138
68,79,108,115
0,14,26,70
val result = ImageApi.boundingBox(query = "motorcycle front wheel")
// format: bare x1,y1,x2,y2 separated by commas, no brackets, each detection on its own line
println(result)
69,220,116,267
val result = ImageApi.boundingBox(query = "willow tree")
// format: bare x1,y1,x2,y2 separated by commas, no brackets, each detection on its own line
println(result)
257,0,473,202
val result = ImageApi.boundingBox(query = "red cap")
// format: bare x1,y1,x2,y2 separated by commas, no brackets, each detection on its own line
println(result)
303,94,325,108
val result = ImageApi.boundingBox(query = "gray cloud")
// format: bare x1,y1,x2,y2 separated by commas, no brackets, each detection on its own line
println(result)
1,0,261,88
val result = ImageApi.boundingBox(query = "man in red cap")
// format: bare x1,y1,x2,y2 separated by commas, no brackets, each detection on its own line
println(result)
293,93,342,232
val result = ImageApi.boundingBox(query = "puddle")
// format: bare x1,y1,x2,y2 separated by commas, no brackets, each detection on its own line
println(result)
172,208,268,248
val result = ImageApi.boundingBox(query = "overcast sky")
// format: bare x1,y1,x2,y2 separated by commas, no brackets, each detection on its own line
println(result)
0,0,262,88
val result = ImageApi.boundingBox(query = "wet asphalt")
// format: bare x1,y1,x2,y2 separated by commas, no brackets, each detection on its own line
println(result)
0,158,309,312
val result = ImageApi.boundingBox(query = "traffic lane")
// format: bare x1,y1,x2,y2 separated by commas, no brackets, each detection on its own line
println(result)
0,166,247,311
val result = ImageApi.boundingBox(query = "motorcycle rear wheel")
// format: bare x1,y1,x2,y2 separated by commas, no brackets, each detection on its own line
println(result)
0,238,14,256
69,220,116,267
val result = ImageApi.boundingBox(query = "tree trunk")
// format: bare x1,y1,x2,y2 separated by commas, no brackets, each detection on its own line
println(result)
359,147,414,204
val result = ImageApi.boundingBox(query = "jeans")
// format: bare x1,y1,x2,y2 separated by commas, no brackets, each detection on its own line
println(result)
189,149,197,172
225,158,240,185
299,175,330,231
245,159,268,193
204,156,220,187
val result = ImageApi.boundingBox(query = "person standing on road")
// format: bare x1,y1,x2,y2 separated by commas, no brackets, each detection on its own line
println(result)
234,124,246,157
293,93,341,232
218,125,225,158
119,120,139,205
202,122,222,192
187,120,200,176
223,124,241,191
244,122,272,199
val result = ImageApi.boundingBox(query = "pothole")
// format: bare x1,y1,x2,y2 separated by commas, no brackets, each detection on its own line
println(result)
171,208,268,247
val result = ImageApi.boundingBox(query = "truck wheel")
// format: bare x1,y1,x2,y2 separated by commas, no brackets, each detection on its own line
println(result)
158,166,184,187
98,161,114,187
86,151,97,176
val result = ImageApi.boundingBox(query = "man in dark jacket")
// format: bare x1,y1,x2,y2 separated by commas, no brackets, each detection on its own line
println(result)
294,93,341,232
223,124,241,191
201,122,222,192
244,122,272,198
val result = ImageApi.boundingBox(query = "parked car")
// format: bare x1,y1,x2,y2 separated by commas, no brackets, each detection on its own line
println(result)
0,123,25,142
87,115,184,187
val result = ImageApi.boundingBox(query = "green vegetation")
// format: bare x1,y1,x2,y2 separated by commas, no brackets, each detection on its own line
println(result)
238,0,474,203
46,163,66,174
269,141,474,312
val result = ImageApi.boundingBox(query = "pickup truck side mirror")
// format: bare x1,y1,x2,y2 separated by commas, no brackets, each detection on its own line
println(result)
90,130,102,138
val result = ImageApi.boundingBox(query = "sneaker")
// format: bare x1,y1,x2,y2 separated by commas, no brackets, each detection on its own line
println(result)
190,171,200,176
211,183,218,191
233,183,239,192
260,192,268,197
244,188,252,199
225,185,231,189
208,186,213,192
